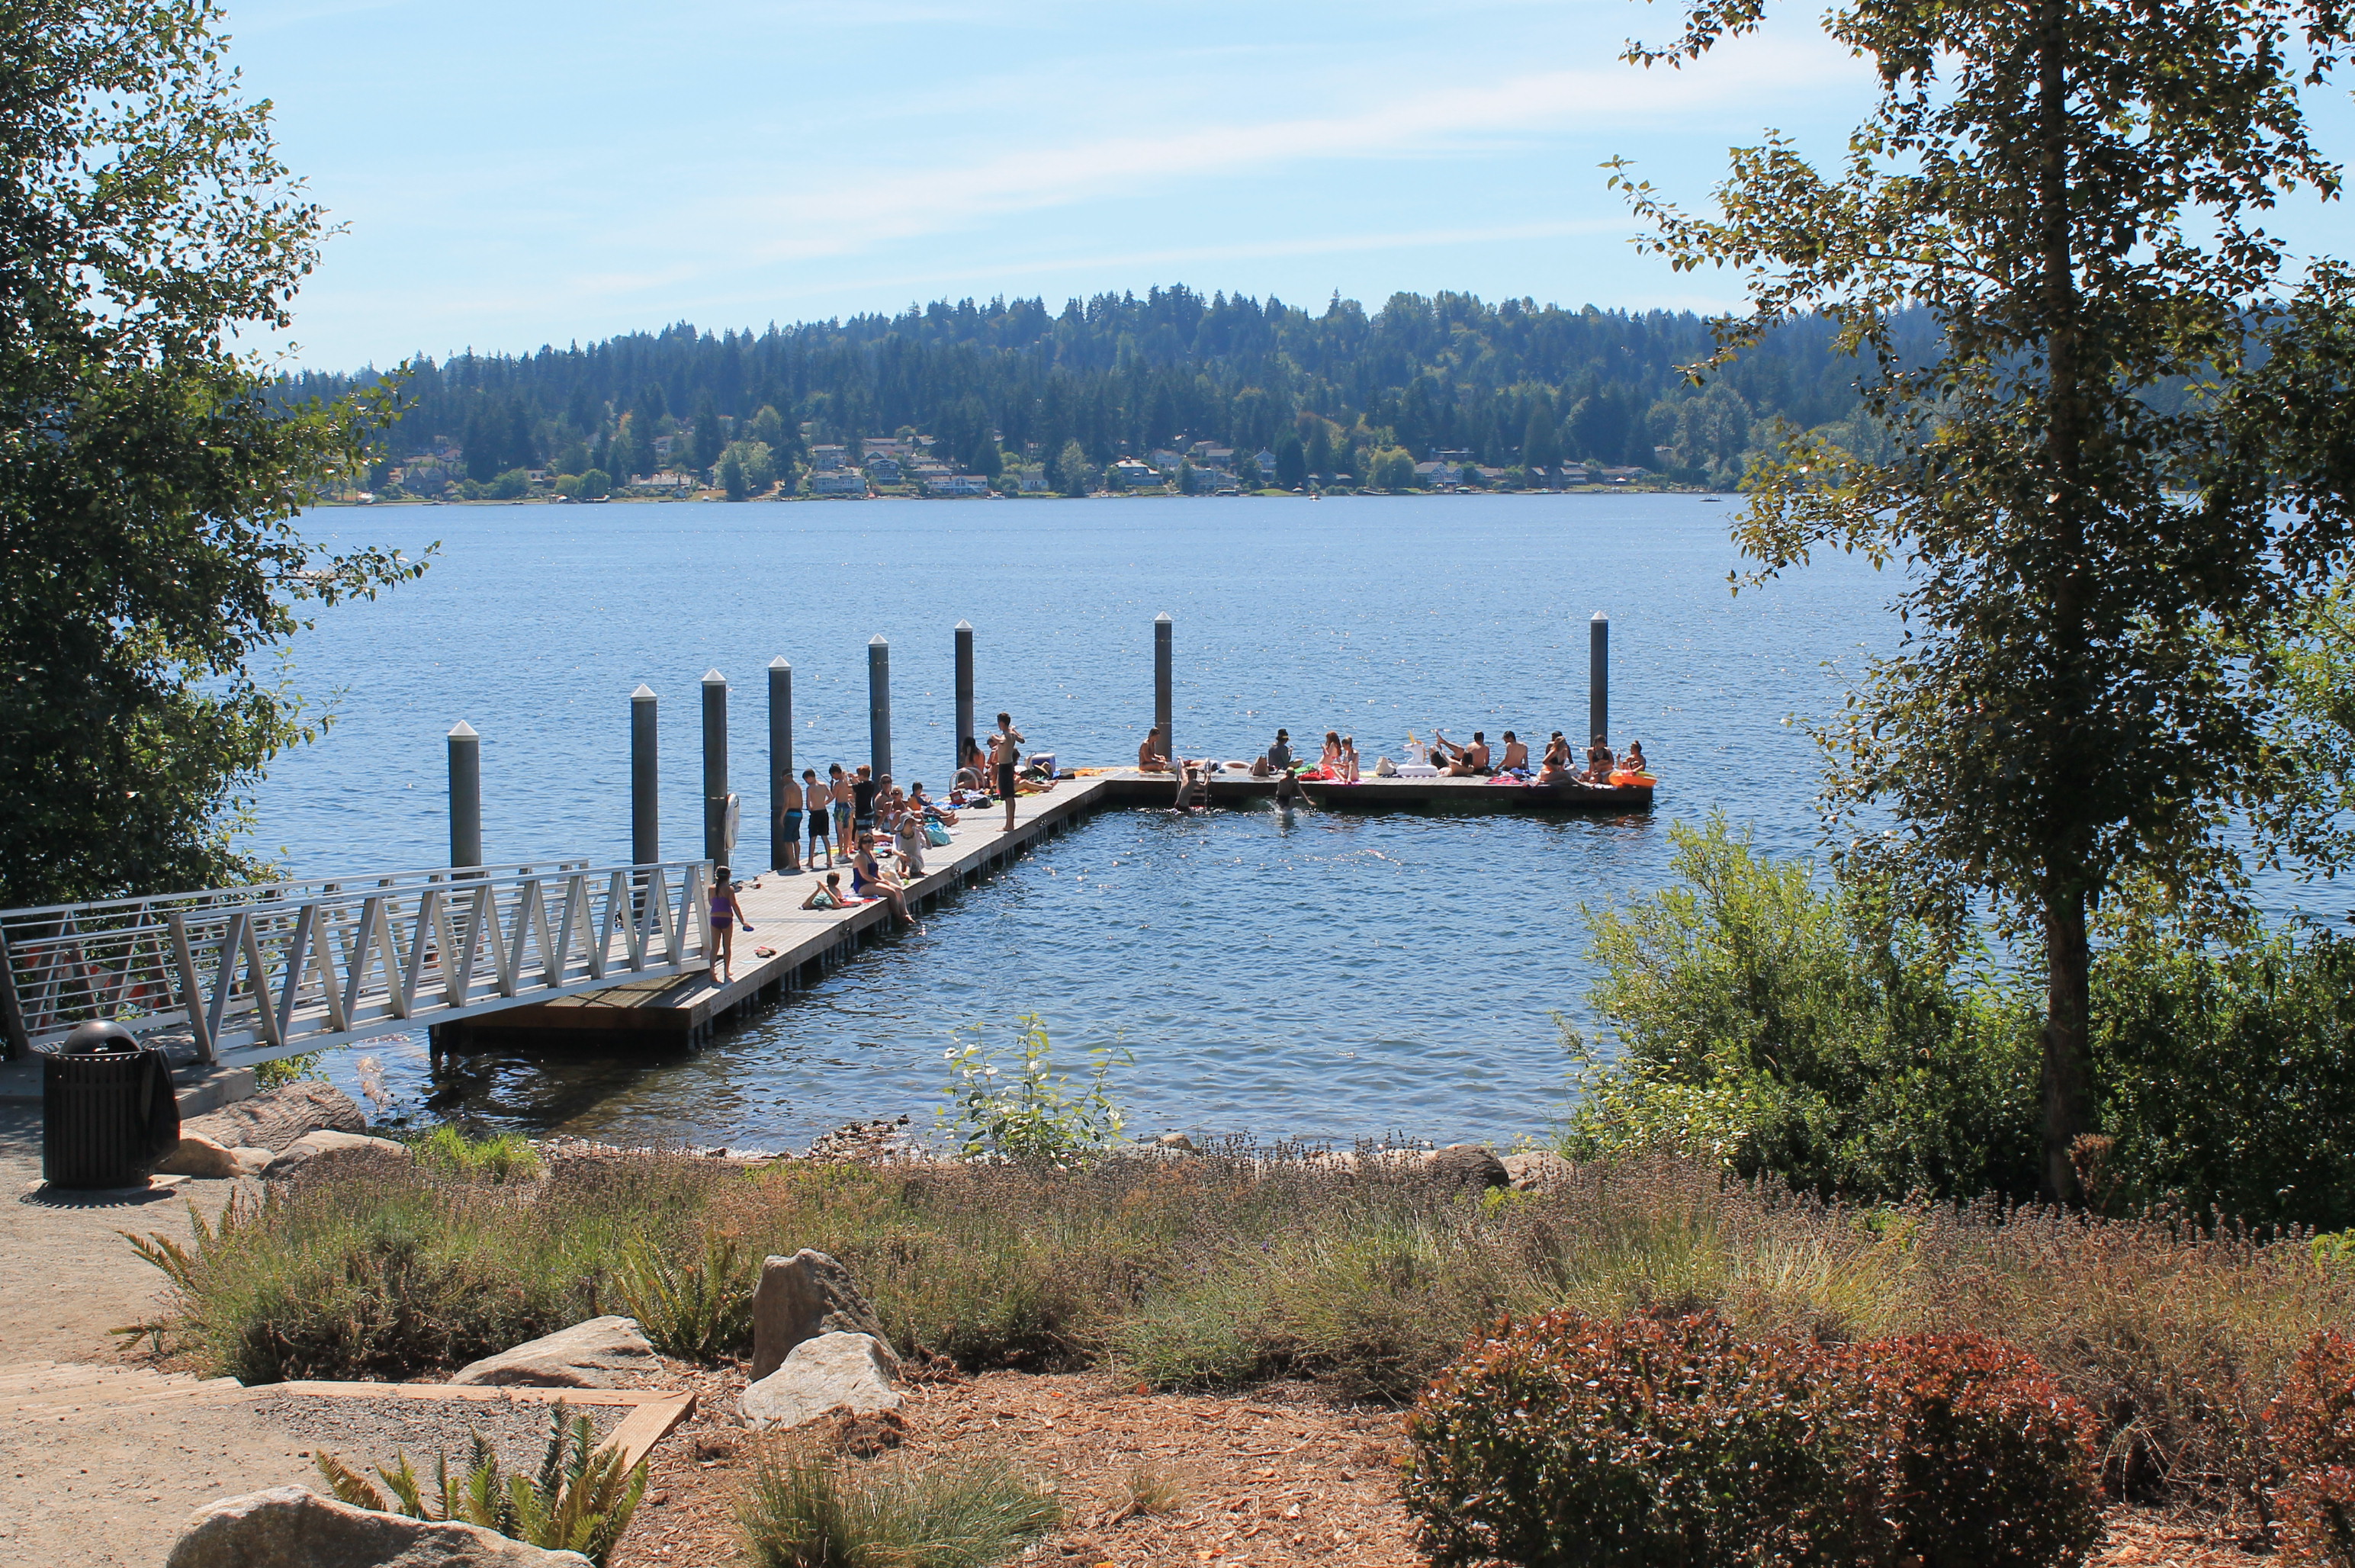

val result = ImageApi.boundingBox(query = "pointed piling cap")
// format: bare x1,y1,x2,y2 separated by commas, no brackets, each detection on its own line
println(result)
631,683,657,700
1155,611,1173,624
869,634,889,647
702,667,727,685
955,619,972,631
448,720,478,739
769,656,791,671
1592,611,1608,622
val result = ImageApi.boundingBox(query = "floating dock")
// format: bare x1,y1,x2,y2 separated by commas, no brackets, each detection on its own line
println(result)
429,767,1650,1052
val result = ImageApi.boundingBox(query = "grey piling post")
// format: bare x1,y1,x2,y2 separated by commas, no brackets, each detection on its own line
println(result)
631,686,659,866
1153,612,1174,763
868,635,892,780
954,619,975,779
1589,612,1609,749
447,721,481,871
702,669,728,866
769,657,793,872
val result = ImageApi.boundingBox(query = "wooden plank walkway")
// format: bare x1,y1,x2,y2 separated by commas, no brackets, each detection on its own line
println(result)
435,773,1133,1049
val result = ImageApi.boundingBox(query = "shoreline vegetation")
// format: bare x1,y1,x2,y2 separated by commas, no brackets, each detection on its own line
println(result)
313,481,1712,506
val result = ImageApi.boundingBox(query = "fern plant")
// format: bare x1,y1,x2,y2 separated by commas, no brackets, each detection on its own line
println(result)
314,1399,648,1566
612,1232,754,1362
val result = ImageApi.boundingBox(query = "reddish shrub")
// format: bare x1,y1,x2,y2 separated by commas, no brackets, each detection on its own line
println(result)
1842,1333,2103,1568
2267,1329,2355,1565
1402,1312,2100,1568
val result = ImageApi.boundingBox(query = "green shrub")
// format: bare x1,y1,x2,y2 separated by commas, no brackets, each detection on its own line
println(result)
315,1399,647,1566
735,1442,1058,1568
1563,815,2042,1203
254,1052,326,1091
1402,1311,2100,1568
412,1125,545,1184
612,1231,754,1362
2093,921,2355,1229
937,1013,1131,1162
2266,1329,2355,1565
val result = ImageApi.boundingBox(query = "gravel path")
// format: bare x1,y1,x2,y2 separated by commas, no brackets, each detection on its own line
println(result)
262,1391,631,1481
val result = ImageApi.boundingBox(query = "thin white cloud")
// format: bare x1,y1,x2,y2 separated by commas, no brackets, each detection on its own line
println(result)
694,37,1849,267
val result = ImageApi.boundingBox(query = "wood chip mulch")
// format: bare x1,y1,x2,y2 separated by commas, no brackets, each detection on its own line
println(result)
609,1366,2273,1568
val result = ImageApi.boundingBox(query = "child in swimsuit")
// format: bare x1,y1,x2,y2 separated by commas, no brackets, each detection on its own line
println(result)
708,867,740,981
802,769,831,869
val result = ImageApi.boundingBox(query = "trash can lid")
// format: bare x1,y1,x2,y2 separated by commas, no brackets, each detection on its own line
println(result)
60,1020,138,1056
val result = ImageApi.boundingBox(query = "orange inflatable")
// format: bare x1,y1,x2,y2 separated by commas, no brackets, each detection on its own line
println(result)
1608,770,1658,788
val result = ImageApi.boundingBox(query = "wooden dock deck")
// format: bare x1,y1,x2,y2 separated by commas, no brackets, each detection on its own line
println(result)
432,766,1651,1051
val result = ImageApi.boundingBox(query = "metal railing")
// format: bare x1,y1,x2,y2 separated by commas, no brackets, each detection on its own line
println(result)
0,860,712,1065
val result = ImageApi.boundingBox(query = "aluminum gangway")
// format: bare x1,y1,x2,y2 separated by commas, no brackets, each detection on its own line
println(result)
0,860,713,1066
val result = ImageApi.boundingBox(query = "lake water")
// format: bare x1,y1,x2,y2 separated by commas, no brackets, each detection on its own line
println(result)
254,493,1898,1146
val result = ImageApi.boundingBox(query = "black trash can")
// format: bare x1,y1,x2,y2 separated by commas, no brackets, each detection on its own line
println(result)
42,1021,183,1189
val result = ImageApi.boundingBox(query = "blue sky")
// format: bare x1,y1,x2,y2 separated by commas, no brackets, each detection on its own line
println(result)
227,0,2348,371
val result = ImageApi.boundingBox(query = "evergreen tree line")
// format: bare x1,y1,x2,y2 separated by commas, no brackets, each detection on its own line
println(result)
281,287,1901,493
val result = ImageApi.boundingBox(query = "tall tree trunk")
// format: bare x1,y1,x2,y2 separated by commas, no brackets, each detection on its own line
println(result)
2035,0,2093,1205
2040,883,2093,1203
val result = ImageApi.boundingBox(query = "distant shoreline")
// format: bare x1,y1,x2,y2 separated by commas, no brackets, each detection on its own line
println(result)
320,484,1724,507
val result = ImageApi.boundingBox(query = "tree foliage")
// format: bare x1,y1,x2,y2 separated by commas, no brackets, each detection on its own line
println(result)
0,0,425,906
1616,0,2355,1197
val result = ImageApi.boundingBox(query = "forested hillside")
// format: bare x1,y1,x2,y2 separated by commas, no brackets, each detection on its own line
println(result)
284,286,1892,492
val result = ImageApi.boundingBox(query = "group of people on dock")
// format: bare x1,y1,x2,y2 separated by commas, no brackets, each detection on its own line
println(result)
1133,722,1650,799
706,712,1049,981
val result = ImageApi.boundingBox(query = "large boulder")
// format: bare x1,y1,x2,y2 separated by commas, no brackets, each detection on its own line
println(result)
451,1316,658,1389
740,1332,901,1431
182,1081,367,1154
163,1485,591,1566
1421,1143,1510,1191
155,1132,244,1180
750,1250,895,1380
1500,1150,1573,1191
259,1129,412,1181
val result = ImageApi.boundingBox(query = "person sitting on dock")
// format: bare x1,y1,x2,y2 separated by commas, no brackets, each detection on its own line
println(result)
708,867,742,982
1267,729,1295,772
1340,736,1361,784
1499,732,1531,774
1584,735,1617,782
1138,727,1172,772
803,769,833,869
911,782,957,825
1538,733,1575,784
991,713,1025,831
1320,731,1344,773
851,834,917,928
956,740,986,793
894,802,928,878
1248,753,1273,777
1621,740,1648,777
802,871,848,910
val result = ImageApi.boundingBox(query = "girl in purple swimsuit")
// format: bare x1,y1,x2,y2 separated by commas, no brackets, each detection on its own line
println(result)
708,866,740,981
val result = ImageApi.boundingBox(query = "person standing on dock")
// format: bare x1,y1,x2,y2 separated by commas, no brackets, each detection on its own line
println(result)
853,766,879,840
829,764,853,849
708,866,741,983
991,712,1024,831
802,768,833,869
779,771,805,873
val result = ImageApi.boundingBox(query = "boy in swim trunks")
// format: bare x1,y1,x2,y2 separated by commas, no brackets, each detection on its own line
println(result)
779,770,804,872
804,767,833,868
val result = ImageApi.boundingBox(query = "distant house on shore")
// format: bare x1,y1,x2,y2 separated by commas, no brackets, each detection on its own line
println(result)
808,469,867,496
1596,465,1648,484
808,445,849,471
866,455,904,483
927,473,991,496
634,471,697,493
1193,445,1235,471
1110,459,1161,490
1017,467,1049,493
1254,448,1277,474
